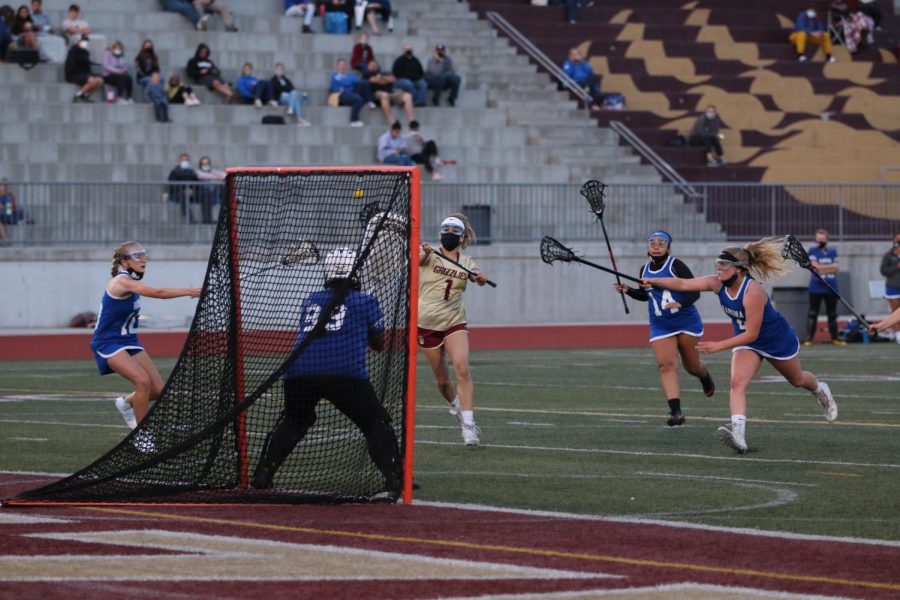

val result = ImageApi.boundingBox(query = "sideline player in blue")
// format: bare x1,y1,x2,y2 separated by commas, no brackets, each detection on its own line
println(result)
613,231,715,427
644,237,837,454
803,228,846,346
251,248,403,500
91,241,201,430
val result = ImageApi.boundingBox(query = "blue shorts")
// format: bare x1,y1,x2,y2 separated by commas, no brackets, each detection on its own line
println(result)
92,344,144,375
885,286,900,300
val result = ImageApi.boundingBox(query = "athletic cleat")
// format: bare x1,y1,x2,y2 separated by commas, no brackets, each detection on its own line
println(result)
802,340,814,347
462,423,481,446
814,382,838,422
701,373,716,397
115,396,137,429
666,410,685,427
831,339,847,347
716,426,748,454
448,397,462,426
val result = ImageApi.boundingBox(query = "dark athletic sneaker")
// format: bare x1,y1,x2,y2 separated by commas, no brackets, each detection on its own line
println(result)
666,410,685,427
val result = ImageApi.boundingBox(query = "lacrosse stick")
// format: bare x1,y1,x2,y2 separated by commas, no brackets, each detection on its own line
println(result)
431,249,497,288
360,209,408,284
782,234,870,328
581,179,629,314
540,236,643,284
226,240,321,286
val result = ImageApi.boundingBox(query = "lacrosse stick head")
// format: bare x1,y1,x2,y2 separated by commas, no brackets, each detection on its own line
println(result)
580,179,608,218
540,236,578,265
781,234,813,270
281,240,320,267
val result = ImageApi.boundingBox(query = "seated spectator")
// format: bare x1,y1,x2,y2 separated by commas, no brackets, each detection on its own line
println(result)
830,2,875,54
360,0,391,36
64,34,103,102
158,0,201,28
29,0,66,63
392,45,428,107
284,0,314,33
350,32,376,74
789,7,835,63
329,57,374,127
11,4,38,50
236,62,275,108
61,4,105,63
425,44,461,107
167,153,198,220
144,71,171,122
562,47,600,108
0,7,12,61
271,63,310,126
195,156,224,224
688,105,726,167
186,42,234,102
321,0,353,25
366,59,414,125
134,39,160,88
102,40,134,104
29,0,52,33
166,73,200,105
404,120,446,181
193,0,238,32
559,0,594,25
0,177,26,226
377,121,413,166
858,0,881,29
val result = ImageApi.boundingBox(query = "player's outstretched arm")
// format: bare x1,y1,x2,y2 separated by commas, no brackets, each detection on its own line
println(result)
869,306,900,334
642,274,718,293
112,277,201,299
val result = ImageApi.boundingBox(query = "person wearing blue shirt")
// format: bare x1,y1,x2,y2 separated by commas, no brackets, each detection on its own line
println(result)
236,62,274,108
377,121,414,166
789,7,835,62
251,248,403,500
804,229,845,346
329,57,373,127
614,232,715,427
562,47,600,108
91,241,201,431
645,238,837,455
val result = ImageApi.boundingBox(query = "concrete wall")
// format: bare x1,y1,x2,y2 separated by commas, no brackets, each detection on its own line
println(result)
0,241,894,329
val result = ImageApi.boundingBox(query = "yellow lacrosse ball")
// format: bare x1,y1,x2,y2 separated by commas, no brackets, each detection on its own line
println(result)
353,188,365,199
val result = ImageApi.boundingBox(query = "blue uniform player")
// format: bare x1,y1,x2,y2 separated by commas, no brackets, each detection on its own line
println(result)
251,248,403,500
804,228,845,346
614,231,714,427
644,238,837,454
91,241,201,432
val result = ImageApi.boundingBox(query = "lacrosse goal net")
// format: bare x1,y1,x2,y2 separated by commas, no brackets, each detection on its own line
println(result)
6,167,420,505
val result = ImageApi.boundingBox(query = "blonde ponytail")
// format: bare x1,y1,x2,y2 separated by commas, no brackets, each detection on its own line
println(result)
733,237,791,282
110,241,139,277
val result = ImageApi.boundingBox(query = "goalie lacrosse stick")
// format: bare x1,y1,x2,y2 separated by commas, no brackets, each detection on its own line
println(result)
781,234,870,328
222,240,321,287
581,179,629,314
431,249,498,288
540,236,643,284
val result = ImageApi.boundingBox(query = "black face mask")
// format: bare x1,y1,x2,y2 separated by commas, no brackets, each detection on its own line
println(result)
647,252,668,266
120,268,144,281
440,233,461,251
818,241,827,249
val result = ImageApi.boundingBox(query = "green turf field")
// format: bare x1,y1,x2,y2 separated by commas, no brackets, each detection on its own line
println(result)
2,346,899,540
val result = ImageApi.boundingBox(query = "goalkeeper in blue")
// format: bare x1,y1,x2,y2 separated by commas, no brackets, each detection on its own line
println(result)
612,231,715,427
251,248,403,500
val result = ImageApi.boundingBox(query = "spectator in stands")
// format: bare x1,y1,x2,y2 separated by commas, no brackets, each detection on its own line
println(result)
803,229,845,347
880,232,900,342
688,105,726,167
271,62,310,126
0,177,24,228
830,2,875,54
0,6,12,61
377,121,414,166
361,0,392,36
858,0,882,29
366,58,414,125
558,0,594,25
11,4,37,50
158,0,201,29
789,7,835,63
321,0,353,25
284,0,314,33
61,3,90,42
194,0,238,32
404,120,444,181
392,45,428,107
144,71,171,122
134,39,160,88
29,0,66,64
329,57,373,128
350,32,376,74
425,44,460,107
167,153,198,219
195,155,224,224
562,47,601,108
186,42,234,102
29,0,52,33
236,62,275,108
102,40,134,104
65,34,103,103
166,73,200,105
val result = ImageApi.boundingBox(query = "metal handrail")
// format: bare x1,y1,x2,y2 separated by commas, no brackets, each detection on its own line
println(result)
609,121,702,200
485,11,593,109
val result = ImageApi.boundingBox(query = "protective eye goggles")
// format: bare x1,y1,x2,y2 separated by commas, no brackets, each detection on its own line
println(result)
647,236,670,247
715,260,737,270
440,224,464,236
127,250,148,261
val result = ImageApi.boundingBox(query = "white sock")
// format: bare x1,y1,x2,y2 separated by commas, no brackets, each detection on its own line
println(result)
462,410,474,426
731,415,746,438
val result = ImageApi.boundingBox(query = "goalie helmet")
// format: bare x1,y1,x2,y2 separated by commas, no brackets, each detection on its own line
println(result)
324,247,357,284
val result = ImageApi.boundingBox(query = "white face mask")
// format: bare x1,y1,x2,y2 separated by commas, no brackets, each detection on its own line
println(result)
200,165,211,172
806,9,815,17
180,161,191,170
78,41,89,50
705,111,716,119
113,49,122,56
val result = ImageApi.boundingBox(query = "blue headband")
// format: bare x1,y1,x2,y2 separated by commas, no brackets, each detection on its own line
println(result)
648,231,672,245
